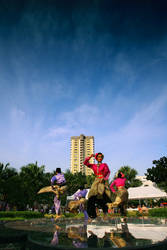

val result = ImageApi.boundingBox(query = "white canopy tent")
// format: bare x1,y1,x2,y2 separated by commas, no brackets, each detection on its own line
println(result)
67,186,167,201
128,186,167,200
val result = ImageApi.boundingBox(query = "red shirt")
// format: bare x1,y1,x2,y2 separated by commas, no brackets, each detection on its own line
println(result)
84,157,110,180
110,177,126,193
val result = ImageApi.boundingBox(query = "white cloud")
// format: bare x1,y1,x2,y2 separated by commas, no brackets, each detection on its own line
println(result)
1,87,167,175
46,104,100,139
60,104,99,125
95,89,167,176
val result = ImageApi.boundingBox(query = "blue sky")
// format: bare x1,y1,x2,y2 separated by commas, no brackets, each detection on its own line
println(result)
0,0,167,177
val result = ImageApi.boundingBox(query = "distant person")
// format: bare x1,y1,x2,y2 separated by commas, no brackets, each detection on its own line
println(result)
51,168,67,219
109,172,129,216
84,153,113,219
141,204,148,214
138,205,142,214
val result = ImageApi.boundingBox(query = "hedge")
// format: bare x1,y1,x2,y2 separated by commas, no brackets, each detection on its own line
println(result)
148,207,167,217
0,211,44,219
0,208,167,219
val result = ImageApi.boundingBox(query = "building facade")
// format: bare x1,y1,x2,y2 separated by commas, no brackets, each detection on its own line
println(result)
136,176,155,187
70,134,94,175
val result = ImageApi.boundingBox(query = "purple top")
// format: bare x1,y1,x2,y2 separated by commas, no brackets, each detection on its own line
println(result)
110,177,126,193
73,189,88,200
51,173,66,185
84,156,110,180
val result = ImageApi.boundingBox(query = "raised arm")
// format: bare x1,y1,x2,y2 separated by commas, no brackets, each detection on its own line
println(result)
83,154,95,169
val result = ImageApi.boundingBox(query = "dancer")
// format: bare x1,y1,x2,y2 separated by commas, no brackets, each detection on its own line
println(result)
68,186,88,220
84,153,113,219
109,172,129,216
51,168,67,219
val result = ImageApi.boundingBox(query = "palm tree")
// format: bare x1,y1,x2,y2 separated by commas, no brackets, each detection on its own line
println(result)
19,162,47,208
0,162,18,210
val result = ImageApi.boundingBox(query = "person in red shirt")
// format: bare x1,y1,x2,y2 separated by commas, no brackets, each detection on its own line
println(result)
84,152,113,219
109,172,129,216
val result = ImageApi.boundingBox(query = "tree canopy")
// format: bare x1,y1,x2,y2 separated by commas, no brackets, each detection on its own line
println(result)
0,163,18,209
0,161,144,210
146,156,167,192
0,162,96,210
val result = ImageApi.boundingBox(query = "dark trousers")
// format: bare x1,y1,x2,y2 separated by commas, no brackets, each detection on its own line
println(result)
87,193,110,218
119,203,127,216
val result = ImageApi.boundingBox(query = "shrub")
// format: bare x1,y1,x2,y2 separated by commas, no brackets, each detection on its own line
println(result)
0,211,44,219
149,207,167,217
0,217,25,221
64,212,78,218
127,210,138,217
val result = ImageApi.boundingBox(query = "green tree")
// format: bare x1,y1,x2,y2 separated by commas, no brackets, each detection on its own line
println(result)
146,156,167,192
19,162,47,208
112,165,142,189
0,162,18,210
86,174,95,188
6,174,26,210
64,170,87,196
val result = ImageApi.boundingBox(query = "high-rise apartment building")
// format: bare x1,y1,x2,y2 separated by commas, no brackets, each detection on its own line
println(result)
70,134,94,175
